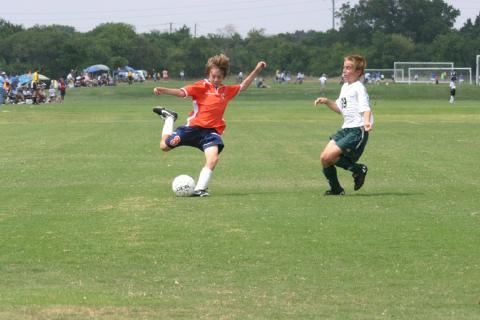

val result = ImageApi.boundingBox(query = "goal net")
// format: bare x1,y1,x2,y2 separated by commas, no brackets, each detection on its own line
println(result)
394,62,454,83
365,69,395,83
408,67,472,84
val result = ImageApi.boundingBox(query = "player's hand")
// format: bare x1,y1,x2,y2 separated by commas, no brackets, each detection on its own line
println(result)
257,61,267,70
364,122,373,132
153,87,163,95
314,97,328,106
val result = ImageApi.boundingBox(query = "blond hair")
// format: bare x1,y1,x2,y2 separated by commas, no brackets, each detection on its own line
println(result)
344,55,367,76
205,53,230,77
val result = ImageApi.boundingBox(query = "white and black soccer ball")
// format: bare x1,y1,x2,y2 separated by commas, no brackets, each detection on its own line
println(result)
172,175,196,197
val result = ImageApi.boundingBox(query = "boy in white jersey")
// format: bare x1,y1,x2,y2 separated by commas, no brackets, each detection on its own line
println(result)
314,55,373,195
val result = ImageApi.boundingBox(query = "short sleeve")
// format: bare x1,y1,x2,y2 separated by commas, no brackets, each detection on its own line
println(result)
224,84,242,100
356,84,370,112
182,81,206,98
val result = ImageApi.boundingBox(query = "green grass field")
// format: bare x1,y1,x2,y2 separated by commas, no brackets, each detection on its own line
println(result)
1,81,479,319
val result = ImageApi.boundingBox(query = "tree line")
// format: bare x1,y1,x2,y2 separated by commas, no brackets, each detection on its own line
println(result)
0,0,479,79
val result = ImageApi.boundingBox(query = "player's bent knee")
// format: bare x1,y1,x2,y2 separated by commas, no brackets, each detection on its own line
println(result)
320,152,335,167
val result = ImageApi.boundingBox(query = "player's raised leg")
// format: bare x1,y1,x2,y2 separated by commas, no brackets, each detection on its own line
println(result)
153,106,178,152
335,154,368,191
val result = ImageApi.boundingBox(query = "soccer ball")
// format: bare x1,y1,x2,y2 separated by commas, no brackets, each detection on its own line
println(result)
172,175,196,197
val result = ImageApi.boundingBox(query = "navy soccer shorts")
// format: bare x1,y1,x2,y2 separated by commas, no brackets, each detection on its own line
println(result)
165,125,225,153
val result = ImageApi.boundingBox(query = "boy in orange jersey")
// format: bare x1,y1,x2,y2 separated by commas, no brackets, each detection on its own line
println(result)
153,54,267,197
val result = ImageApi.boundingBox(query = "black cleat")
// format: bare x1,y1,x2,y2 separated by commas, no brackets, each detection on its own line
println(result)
324,188,345,196
353,165,368,191
192,189,210,197
153,106,178,121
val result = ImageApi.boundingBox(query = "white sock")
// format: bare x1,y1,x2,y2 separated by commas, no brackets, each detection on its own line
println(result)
195,167,213,191
162,116,174,136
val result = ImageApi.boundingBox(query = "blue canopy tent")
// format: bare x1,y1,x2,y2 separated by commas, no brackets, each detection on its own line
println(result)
18,74,32,85
18,74,50,86
82,64,112,86
84,64,110,73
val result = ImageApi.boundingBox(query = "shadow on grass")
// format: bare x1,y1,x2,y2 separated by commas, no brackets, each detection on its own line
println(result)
347,192,423,197
221,190,303,197
221,191,424,197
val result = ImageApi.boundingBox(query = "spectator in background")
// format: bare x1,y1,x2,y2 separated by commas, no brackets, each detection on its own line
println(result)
127,70,133,85
256,77,269,88
364,72,370,84
33,69,39,83
59,78,66,102
14,86,24,104
0,72,5,104
180,70,185,81
237,71,244,83
48,84,57,103
295,72,304,84
319,73,327,93
152,68,157,81
67,70,74,87
32,69,40,104
162,69,169,80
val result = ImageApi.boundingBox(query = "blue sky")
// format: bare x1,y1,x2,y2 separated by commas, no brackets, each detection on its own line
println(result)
1,0,478,36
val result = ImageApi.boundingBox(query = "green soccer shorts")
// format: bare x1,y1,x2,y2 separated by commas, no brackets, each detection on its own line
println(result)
331,127,369,162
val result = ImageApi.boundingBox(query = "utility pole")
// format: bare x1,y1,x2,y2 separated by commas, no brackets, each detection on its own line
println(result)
194,23,197,38
332,0,335,30
169,22,173,34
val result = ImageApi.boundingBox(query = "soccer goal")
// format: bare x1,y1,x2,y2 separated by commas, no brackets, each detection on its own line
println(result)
476,54,480,85
394,62,454,83
408,67,472,84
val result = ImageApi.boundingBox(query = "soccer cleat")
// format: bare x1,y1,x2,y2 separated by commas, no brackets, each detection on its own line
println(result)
153,106,178,121
353,165,368,191
192,189,210,197
324,188,345,196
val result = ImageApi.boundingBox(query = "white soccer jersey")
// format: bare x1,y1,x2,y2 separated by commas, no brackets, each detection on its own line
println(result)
335,81,373,128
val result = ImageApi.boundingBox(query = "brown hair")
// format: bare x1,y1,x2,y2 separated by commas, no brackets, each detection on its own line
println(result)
205,53,230,77
344,55,367,76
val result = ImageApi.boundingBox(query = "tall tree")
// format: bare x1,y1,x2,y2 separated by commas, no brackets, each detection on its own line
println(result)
337,0,460,44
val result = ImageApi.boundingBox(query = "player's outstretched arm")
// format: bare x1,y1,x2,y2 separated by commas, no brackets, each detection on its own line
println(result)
314,97,341,114
240,61,267,91
153,87,186,97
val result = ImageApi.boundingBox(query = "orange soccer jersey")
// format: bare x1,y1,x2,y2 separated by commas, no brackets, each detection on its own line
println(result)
180,80,241,135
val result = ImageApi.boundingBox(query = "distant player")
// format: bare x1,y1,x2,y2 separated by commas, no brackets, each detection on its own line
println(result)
314,55,373,195
152,54,267,197
319,73,327,92
449,72,456,104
